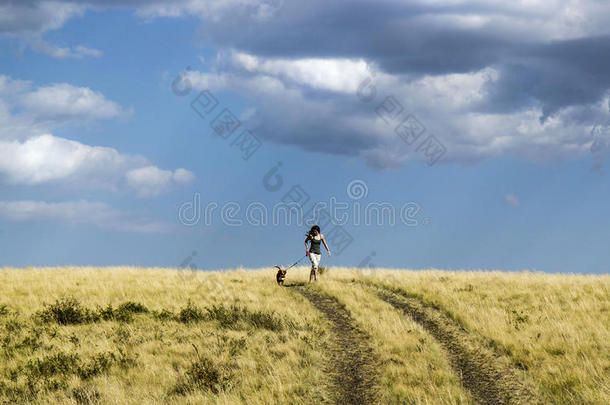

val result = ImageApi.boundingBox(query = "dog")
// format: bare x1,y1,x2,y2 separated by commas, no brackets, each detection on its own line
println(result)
275,265,287,286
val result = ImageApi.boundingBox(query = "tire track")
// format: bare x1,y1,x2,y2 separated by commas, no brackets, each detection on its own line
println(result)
370,283,539,405
294,285,380,405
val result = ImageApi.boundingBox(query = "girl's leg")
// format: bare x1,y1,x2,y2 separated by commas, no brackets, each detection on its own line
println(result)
311,254,320,282
309,254,316,283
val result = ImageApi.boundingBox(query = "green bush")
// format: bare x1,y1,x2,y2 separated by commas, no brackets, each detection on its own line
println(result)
152,309,175,321
117,301,149,314
171,357,233,395
0,304,9,317
178,301,205,323
77,353,114,380
72,384,101,405
246,309,283,332
206,304,284,331
36,298,98,325
26,352,80,378
205,304,242,328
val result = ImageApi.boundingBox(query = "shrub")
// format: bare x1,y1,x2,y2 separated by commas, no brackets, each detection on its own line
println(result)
97,304,114,321
0,304,9,317
26,352,79,378
96,301,148,323
178,301,205,323
246,309,283,332
172,357,233,395
152,309,175,321
37,298,97,325
205,304,242,328
118,301,149,314
205,304,284,331
77,353,114,380
72,384,101,405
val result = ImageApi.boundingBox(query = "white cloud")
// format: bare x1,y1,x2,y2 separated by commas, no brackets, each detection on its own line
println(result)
0,134,130,185
0,75,193,195
0,75,130,141
0,200,173,233
0,75,31,96
172,167,196,184
227,51,373,93
126,166,195,197
135,0,285,22
20,83,125,121
505,193,520,207
0,134,194,196
28,39,103,59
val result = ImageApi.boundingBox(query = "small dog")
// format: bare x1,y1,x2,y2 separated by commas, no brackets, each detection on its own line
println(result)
275,265,287,286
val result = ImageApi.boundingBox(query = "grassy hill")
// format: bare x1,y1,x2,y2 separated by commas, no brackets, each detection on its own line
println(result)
0,266,608,404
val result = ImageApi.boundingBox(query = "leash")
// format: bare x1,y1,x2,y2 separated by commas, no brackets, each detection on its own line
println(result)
284,254,308,271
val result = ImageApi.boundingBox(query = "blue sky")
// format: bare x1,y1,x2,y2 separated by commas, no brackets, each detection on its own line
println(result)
1,1,609,273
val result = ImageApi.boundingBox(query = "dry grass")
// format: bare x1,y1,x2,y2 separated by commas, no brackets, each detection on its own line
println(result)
1,266,608,404
324,267,610,405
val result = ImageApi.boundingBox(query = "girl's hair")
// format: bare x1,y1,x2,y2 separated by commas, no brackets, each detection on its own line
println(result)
307,225,321,238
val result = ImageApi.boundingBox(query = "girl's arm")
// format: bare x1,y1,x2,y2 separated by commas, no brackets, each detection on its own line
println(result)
321,234,331,256
304,236,310,256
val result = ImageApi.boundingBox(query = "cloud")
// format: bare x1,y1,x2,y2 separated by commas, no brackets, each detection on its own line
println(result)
183,55,610,167
0,134,194,196
0,75,194,197
0,75,130,140
0,2,85,36
0,2,100,58
20,83,124,121
126,166,195,197
4,1,610,167
505,194,520,207
28,39,103,59
0,1,285,38
0,200,173,233
225,50,371,93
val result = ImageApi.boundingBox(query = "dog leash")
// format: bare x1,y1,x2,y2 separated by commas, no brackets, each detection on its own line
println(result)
284,254,308,271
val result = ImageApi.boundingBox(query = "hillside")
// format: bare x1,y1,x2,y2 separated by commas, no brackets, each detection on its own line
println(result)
1,266,608,404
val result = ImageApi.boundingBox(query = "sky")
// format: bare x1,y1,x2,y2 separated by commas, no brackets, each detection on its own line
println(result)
1,0,609,273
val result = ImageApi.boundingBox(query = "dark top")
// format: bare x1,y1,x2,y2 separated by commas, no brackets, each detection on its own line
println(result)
309,237,321,254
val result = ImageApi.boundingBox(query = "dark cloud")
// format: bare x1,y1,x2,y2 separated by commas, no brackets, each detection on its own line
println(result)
192,1,610,123
3,0,610,166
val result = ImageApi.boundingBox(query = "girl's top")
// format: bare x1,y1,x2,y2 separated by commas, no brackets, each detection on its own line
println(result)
309,236,321,254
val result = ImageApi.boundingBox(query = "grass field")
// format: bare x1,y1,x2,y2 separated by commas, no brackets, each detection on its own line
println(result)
1,266,609,404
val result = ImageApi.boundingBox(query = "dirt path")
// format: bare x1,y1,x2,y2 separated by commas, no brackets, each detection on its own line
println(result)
371,284,539,405
294,285,380,405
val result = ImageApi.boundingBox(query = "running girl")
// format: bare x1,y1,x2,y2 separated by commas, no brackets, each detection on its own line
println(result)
304,225,331,282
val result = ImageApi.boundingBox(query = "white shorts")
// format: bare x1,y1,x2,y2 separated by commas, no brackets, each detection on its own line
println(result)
309,253,321,271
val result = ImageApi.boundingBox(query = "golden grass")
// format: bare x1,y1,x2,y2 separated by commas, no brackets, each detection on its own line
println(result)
1,266,609,404
328,267,610,405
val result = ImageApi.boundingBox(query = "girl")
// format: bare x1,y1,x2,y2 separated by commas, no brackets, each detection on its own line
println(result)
305,225,331,282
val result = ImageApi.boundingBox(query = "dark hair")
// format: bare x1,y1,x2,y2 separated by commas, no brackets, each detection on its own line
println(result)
307,225,321,238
